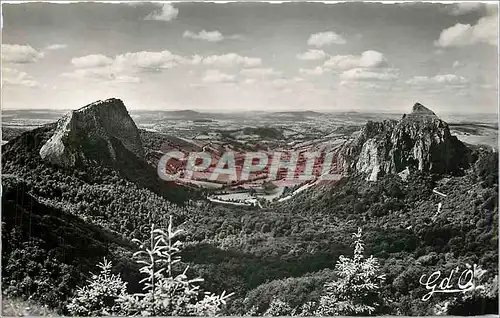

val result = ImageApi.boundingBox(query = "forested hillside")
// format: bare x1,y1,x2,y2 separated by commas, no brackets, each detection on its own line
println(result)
1,112,498,316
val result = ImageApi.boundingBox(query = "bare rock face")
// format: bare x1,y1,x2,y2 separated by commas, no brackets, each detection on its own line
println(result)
339,102,470,180
40,98,144,167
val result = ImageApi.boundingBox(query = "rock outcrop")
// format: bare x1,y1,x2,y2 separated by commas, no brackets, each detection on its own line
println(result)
40,98,144,167
339,102,470,181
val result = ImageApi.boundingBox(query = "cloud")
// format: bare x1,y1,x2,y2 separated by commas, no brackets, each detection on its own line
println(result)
61,67,140,83
447,3,484,16
296,49,329,61
183,30,224,42
66,50,264,84
299,66,325,76
123,2,145,6
45,44,67,51
240,68,282,78
307,31,346,47
339,81,388,90
340,68,399,81
72,54,114,68
324,50,388,70
202,53,262,68
114,50,190,70
406,74,468,86
435,14,498,47
2,44,44,63
144,3,178,21
72,50,193,72
242,78,257,85
2,67,41,87
452,61,462,68
202,69,235,83
183,30,241,42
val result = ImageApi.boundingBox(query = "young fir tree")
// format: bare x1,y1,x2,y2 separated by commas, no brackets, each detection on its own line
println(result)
116,215,233,316
66,258,128,316
67,216,232,316
315,228,386,316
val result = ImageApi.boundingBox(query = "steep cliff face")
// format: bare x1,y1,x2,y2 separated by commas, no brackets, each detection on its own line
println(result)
39,98,144,167
340,102,470,181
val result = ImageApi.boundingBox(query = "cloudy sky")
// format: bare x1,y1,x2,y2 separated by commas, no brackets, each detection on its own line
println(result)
1,1,498,113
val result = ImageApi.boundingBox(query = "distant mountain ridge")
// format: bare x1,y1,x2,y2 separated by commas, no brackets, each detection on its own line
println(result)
339,102,471,181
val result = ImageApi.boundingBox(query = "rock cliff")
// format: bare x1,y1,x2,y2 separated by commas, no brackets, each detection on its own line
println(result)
40,98,144,167
339,102,470,181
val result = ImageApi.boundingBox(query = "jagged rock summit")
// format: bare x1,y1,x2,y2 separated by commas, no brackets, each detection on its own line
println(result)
340,102,470,181
40,98,144,167
410,102,437,116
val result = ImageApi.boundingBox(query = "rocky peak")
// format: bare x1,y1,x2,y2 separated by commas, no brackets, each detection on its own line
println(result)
411,102,436,116
340,102,470,181
40,98,144,167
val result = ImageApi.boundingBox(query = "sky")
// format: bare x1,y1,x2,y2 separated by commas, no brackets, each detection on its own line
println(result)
1,1,498,113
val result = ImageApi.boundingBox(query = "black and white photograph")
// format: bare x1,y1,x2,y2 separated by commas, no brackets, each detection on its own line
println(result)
1,1,498,316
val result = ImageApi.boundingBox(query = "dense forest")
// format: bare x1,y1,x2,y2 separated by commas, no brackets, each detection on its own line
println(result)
1,125,498,316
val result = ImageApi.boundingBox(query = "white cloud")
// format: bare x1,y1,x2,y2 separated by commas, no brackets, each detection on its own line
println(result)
65,50,265,85
307,31,346,47
202,53,262,68
202,69,235,83
240,68,282,78
2,44,44,63
124,2,146,6
183,30,241,42
61,67,140,83
45,44,67,51
190,54,203,66
70,50,195,76
183,30,224,42
71,51,260,74
435,14,498,47
71,54,114,68
448,3,484,16
340,68,399,81
434,74,468,84
324,50,388,70
299,66,325,76
144,3,178,21
296,49,329,61
452,61,462,68
2,67,41,87
114,50,189,70
406,74,468,86
112,75,141,83
243,78,257,85
339,81,387,90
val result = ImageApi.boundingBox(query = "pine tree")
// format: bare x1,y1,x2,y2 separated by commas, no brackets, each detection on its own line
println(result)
116,215,233,316
315,228,386,316
67,216,233,316
66,258,128,316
